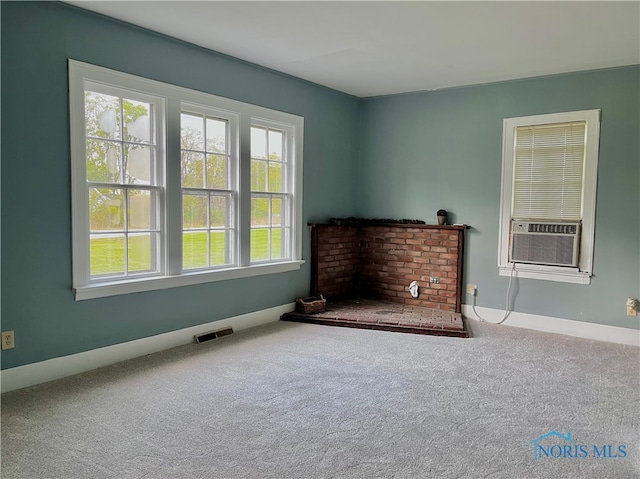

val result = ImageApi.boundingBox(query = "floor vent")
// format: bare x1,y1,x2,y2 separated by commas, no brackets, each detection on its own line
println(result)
194,328,234,344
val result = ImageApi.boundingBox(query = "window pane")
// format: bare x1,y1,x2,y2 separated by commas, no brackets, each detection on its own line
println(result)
181,113,204,150
251,159,267,191
90,234,125,276
268,129,283,161
124,99,152,143
128,190,157,230
181,152,205,188
125,146,152,184
86,140,121,184
210,195,228,227
271,197,283,226
128,233,153,273
251,126,267,159
183,194,208,229
183,231,208,269
251,196,269,226
250,229,269,262
268,162,283,192
85,92,120,140
206,117,227,153
89,188,124,232
210,231,229,266
271,228,285,259
207,154,228,189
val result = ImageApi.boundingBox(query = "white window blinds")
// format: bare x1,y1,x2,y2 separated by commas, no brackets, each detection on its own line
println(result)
512,121,586,221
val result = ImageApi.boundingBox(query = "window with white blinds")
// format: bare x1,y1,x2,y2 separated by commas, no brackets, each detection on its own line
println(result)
513,121,586,221
498,110,600,284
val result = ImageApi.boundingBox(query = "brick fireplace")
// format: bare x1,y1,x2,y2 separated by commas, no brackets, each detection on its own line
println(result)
310,222,469,313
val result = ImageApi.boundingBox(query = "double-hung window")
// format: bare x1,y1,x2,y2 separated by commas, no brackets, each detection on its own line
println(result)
82,83,164,280
250,123,293,262
69,61,304,300
498,110,600,284
181,107,236,270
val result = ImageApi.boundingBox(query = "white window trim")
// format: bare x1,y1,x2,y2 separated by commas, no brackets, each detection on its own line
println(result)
249,117,297,265
69,60,304,301
497,109,600,285
73,261,304,301
180,102,240,271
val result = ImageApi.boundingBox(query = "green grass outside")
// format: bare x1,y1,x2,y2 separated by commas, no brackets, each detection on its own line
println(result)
90,229,283,276
90,235,151,277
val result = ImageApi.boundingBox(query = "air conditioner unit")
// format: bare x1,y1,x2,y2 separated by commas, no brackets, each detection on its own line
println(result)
509,221,581,267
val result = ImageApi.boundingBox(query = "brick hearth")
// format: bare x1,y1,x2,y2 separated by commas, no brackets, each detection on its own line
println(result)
281,298,468,338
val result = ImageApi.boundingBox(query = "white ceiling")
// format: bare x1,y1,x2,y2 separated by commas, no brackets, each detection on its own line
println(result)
67,1,640,98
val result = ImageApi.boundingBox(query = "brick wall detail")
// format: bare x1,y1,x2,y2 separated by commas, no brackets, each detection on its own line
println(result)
312,224,466,313
312,225,361,300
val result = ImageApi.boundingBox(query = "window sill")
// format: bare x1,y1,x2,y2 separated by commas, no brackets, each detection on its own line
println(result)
73,260,306,301
499,264,591,285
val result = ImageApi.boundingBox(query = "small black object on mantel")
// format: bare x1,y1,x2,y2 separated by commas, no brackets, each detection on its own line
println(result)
437,209,448,225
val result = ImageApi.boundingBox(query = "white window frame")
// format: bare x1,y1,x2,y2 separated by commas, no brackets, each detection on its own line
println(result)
249,119,296,264
80,81,166,281
180,103,239,271
70,60,304,300
497,109,600,284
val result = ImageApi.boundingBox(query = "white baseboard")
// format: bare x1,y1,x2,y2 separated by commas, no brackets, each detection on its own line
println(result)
1,303,295,393
463,305,640,347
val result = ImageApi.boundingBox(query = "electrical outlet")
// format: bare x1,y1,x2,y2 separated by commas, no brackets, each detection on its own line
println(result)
627,298,638,317
429,277,440,284
466,284,477,295
2,331,15,350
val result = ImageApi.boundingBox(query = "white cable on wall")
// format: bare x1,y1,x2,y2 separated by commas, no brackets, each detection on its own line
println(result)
472,263,516,324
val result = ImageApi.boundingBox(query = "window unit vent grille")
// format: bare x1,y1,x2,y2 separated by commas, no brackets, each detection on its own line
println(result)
526,223,578,235
510,221,581,267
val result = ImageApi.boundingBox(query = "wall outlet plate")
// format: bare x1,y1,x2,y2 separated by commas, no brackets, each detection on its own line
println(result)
2,331,15,350
466,284,477,295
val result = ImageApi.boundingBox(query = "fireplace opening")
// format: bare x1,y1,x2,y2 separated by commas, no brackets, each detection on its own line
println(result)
282,220,471,337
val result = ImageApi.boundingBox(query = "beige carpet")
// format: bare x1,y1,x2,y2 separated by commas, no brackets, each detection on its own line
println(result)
2,320,639,478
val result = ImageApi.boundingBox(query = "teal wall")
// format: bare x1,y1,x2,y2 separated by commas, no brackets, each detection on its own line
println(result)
358,67,640,329
0,2,359,369
2,2,638,371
